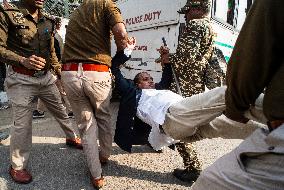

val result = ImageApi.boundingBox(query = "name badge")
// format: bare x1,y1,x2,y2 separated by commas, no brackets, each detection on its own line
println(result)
15,25,29,29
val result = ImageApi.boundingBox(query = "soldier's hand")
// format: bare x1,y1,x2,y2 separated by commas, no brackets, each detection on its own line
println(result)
20,55,46,70
156,46,170,66
157,46,169,55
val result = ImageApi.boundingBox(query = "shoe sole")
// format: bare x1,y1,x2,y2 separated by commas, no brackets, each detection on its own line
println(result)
66,143,83,150
9,172,33,184
11,178,33,184
173,174,196,183
173,172,199,183
32,116,45,119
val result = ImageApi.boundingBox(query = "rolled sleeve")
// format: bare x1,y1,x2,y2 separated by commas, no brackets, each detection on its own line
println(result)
49,35,61,75
105,0,124,28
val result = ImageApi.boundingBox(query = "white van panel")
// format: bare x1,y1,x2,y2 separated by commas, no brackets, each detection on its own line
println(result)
113,0,249,81
125,25,180,69
211,20,238,61
113,22,182,80
118,0,186,31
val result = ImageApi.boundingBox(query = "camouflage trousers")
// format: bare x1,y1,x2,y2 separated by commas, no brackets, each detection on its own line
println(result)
175,142,202,171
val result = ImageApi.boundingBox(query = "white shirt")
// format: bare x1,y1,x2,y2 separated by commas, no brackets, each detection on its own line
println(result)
137,89,183,150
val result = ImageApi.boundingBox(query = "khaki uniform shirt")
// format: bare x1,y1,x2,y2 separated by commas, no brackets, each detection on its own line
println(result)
62,0,124,66
169,18,215,97
225,0,284,121
0,1,60,72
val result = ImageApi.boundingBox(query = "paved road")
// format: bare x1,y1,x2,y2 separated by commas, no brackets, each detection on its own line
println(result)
0,103,242,190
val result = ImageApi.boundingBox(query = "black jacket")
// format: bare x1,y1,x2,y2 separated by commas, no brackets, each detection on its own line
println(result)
111,51,172,152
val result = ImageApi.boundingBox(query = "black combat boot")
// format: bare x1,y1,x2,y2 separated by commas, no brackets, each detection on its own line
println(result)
173,167,201,184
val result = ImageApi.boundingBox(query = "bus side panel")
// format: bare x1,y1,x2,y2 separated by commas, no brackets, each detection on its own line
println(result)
118,24,180,82
212,20,238,62
117,0,186,31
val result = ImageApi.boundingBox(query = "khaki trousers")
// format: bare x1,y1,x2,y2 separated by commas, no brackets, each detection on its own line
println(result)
163,86,267,142
5,69,76,170
55,79,73,113
37,77,72,113
62,68,112,178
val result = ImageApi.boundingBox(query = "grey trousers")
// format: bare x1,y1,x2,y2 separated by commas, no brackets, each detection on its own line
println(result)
191,124,284,190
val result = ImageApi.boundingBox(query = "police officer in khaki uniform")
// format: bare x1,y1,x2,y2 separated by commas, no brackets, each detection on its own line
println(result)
61,0,128,189
159,0,215,184
192,0,284,189
0,0,82,184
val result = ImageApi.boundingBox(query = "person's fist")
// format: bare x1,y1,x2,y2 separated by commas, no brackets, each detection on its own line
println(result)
20,55,46,70
157,46,169,55
126,37,136,49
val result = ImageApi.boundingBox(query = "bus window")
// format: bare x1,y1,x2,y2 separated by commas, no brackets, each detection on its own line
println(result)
246,0,253,14
212,0,230,25
237,0,254,30
212,0,238,28
212,0,253,31
236,0,247,30
227,0,235,26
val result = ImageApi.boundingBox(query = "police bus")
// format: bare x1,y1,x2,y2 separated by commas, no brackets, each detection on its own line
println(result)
112,0,254,81
43,0,254,81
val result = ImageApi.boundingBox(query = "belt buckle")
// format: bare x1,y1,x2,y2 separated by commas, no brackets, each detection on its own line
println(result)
33,70,46,77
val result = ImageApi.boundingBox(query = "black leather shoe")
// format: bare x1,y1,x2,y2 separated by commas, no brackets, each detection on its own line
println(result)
173,168,201,183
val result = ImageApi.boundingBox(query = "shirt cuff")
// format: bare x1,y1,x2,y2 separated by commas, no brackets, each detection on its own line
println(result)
124,47,132,57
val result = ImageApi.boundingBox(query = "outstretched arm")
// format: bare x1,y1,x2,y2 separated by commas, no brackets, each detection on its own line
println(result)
155,63,173,90
111,37,137,95
156,46,172,90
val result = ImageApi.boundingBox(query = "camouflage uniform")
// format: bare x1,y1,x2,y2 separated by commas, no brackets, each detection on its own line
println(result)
205,47,227,88
169,18,214,97
169,11,225,172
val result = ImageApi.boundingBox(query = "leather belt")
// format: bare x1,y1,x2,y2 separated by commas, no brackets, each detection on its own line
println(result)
12,66,47,77
268,120,284,131
62,63,109,72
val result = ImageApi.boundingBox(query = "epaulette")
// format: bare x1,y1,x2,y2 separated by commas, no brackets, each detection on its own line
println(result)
42,11,56,22
0,2,18,11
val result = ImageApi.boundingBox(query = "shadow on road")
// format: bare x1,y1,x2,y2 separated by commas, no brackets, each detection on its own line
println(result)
0,103,190,189
0,143,190,190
